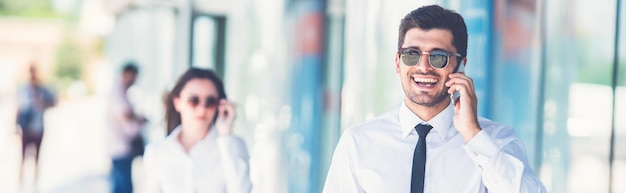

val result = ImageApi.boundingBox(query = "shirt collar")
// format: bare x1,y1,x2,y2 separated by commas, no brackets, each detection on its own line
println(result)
166,125,216,145
399,100,455,140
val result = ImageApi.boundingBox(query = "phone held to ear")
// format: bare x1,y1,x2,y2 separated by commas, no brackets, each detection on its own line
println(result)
451,62,465,106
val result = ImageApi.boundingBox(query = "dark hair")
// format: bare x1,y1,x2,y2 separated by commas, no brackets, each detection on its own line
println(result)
164,68,227,135
122,62,139,74
398,5,468,58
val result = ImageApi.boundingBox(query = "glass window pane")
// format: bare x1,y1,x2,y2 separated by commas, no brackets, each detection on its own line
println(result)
192,16,217,69
612,0,626,192
542,0,617,192
490,0,542,169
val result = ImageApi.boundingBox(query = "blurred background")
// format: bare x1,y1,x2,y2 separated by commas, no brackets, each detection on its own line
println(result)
0,0,624,192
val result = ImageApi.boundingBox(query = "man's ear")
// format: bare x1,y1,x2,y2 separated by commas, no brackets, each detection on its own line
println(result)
455,57,467,71
395,53,401,74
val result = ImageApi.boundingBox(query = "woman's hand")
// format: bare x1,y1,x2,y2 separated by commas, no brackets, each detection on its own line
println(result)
215,99,236,136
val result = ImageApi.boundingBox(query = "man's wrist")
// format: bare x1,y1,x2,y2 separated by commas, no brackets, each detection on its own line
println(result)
461,125,481,143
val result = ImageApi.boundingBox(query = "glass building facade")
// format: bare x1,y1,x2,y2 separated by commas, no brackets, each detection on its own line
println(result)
91,0,626,192
1,0,625,192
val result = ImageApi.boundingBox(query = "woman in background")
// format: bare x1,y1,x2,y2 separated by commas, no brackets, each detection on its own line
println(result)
143,68,251,193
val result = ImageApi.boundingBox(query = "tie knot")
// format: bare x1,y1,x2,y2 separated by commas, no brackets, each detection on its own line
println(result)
415,124,432,139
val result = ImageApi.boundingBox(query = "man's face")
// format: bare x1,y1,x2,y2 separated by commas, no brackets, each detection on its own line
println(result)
122,71,137,88
395,27,461,107
29,67,39,85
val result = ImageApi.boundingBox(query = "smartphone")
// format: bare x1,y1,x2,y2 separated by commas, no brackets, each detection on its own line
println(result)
213,96,227,123
451,61,465,106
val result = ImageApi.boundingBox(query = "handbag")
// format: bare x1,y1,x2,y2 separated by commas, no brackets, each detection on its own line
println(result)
130,135,145,157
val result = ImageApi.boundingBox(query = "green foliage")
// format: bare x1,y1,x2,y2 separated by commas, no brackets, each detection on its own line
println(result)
55,36,83,85
575,61,614,86
0,0,62,17
571,39,614,86
620,61,626,86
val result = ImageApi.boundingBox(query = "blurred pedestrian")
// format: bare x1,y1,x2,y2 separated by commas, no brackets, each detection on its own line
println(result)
143,68,251,193
107,62,147,193
16,63,56,187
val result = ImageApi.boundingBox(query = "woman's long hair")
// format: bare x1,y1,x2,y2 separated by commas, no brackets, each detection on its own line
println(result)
164,68,226,135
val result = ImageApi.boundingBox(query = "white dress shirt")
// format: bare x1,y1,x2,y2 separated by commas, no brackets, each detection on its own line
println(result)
323,102,546,193
107,81,144,159
143,126,252,193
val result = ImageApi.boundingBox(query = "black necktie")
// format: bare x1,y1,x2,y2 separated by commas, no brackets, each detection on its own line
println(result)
411,124,432,193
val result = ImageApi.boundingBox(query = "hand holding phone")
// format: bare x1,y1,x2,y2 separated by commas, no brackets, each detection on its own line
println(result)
215,99,236,136
447,61,482,143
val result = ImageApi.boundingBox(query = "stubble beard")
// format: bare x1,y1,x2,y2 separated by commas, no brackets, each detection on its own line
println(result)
402,79,449,107
407,90,449,107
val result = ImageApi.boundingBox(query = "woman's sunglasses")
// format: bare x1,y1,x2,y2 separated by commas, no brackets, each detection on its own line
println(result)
398,48,462,69
187,96,220,108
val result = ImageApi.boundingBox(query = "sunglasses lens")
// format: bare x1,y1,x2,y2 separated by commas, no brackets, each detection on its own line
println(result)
401,49,421,66
188,96,200,107
429,53,449,68
205,97,220,108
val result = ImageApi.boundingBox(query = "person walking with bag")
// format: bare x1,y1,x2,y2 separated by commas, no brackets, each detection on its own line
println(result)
16,64,56,189
107,63,147,193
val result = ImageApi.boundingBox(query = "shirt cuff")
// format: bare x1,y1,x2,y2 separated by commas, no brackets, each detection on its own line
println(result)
217,136,248,159
217,136,235,149
463,130,500,167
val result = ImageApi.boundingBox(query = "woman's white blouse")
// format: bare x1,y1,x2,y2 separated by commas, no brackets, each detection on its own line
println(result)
143,126,251,193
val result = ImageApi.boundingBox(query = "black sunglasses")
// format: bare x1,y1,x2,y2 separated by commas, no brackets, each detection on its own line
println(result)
187,96,220,108
398,48,462,69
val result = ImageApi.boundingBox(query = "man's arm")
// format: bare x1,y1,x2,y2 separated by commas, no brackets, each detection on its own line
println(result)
15,110,22,134
447,72,546,192
322,132,364,193
41,87,56,109
111,103,145,140
464,128,547,193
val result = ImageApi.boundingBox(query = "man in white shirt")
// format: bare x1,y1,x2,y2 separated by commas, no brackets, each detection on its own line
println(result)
107,63,147,193
323,5,546,193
